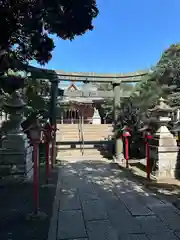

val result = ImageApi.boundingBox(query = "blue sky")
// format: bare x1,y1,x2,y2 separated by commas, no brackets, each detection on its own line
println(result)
34,0,180,75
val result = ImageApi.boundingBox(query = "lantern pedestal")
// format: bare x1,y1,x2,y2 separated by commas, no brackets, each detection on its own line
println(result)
0,91,33,181
26,211,47,221
152,125,178,179
1,134,33,181
0,139,33,181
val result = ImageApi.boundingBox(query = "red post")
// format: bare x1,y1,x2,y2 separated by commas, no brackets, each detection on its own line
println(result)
33,141,39,214
51,137,55,169
146,140,150,180
26,122,47,220
125,137,129,168
145,132,152,180
45,141,50,184
51,124,57,169
123,128,131,168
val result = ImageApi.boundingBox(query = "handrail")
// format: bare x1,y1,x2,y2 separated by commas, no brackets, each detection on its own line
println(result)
78,116,84,155
78,117,82,151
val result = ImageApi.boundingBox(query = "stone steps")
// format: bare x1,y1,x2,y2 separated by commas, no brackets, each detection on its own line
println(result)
58,150,100,156
57,148,108,161
58,136,111,141
56,124,113,143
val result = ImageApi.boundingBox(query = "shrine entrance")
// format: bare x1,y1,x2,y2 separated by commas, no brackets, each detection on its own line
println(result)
49,74,144,160
25,65,146,160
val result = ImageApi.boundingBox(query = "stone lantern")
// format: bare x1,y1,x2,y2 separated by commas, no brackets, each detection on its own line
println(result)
148,97,178,179
0,91,33,180
4,90,26,134
149,97,173,123
92,108,101,124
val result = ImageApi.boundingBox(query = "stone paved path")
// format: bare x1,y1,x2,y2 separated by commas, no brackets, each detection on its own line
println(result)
48,158,180,240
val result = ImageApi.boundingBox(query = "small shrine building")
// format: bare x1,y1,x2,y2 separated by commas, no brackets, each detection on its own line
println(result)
57,82,106,124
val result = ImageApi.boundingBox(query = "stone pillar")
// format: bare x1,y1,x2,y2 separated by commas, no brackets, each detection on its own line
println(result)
49,78,58,126
0,91,33,181
113,83,123,161
49,78,58,163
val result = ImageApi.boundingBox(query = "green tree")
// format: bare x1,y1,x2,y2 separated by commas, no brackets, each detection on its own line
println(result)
0,1,99,93
152,43,180,106
0,0,98,67
96,83,135,122
23,78,50,116
130,74,163,112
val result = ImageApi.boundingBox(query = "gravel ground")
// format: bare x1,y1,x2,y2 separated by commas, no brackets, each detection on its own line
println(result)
0,166,58,240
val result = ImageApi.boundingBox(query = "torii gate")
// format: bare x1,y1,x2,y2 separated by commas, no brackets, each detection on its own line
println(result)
20,64,149,161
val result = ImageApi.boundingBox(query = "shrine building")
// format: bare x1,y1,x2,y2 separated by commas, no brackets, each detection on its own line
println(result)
57,82,106,124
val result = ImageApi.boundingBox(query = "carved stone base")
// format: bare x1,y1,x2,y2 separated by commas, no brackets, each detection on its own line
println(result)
152,125,178,179
157,146,178,179
0,133,33,181
2,132,28,150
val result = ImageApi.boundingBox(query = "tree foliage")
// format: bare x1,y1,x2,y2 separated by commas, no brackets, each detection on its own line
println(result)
23,78,50,116
153,44,180,86
0,0,98,70
152,43,180,106
128,44,180,111
130,74,163,112
96,83,135,121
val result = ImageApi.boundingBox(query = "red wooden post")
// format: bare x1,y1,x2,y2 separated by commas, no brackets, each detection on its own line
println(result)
123,128,131,168
51,124,58,169
33,141,39,214
145,132,152,180
51,136,55,169
146,140,150,180
26,122,47,220
125,136,129,168
45,142,50,184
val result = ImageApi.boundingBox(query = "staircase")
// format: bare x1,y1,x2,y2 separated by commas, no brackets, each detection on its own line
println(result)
56,124,113,160
56,124,113,142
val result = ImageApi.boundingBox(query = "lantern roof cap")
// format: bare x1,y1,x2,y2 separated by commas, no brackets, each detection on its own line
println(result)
5,90,26,108
149,97,174,112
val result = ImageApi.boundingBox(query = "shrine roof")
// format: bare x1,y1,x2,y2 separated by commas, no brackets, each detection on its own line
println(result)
58,82,98,91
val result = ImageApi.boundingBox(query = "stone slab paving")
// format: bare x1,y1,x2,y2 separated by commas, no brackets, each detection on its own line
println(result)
81,199,108,221
57,210,87,239
48,159,180,240
59,190,81,210
119,234,150,240
86,220,118,240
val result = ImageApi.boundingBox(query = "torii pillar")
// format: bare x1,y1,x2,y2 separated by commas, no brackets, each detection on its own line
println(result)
113,82,123,161
49,78,58,164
